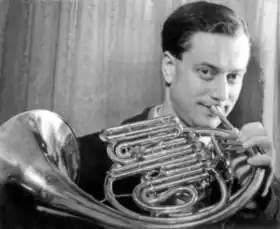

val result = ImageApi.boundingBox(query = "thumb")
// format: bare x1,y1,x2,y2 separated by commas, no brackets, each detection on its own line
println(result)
233,128,240,134
247,155,271,167
262,171,274,197
247,155,273,196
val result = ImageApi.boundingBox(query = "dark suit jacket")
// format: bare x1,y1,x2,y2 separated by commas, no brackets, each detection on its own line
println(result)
1,107,280,229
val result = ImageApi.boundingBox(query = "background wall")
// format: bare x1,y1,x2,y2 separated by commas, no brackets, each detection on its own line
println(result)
0,0,166,135
0,0,278,172
0,0,265,134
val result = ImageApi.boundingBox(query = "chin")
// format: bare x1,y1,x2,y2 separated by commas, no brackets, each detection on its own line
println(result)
193,117,220,129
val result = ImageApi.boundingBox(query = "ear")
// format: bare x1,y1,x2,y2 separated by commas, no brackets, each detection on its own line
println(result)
161,51,176,86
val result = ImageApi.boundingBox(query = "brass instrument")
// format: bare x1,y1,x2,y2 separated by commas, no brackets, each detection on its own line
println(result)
0,108,265,228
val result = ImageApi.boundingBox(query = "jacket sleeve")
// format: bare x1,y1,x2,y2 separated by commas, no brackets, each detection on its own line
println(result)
77,131,112,200
254,176,280,222
207,176,280,226
232,176,280,227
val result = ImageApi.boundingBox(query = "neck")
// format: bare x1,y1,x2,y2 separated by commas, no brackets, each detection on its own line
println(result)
160,100,175,116
158,88,176,117
157,93,192,127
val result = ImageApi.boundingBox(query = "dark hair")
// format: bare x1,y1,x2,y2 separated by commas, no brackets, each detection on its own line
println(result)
161,1,250,60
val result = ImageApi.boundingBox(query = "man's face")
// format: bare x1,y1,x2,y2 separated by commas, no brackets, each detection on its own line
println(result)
165,32,250,128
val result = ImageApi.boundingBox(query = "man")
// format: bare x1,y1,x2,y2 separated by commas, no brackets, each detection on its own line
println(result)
0,1,279,229
77,1,280,229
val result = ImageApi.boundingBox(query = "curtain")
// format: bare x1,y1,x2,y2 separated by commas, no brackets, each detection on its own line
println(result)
256,0,280,174
0,0,279,172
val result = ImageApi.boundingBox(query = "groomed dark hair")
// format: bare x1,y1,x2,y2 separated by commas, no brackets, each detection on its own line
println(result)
161,1,249,60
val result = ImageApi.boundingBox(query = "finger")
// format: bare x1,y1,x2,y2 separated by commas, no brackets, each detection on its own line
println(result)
247,154,272,167
241,174,251,186
231,155,248,170
246,155,274,197
239,122,266,142
235,164,251,176
232,128,240,136
262,171,274,197
236,164,252,183
231,155,250,181
242,136,272,151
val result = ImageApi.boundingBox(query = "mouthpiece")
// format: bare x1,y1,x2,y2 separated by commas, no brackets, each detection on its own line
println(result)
209,106,235,131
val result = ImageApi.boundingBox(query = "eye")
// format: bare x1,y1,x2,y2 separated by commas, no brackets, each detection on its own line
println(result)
227,73,242,84
197,67,214,80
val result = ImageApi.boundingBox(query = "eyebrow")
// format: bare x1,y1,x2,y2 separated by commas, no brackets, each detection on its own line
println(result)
198,62,246,73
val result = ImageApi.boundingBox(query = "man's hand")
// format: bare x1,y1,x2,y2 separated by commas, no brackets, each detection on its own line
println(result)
230,122,275,209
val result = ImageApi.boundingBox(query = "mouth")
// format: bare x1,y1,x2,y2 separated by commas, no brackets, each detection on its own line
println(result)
198,103,215,110
198,103,215,116
198,103,226,117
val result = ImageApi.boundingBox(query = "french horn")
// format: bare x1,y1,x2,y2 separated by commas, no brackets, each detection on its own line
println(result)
0,107,265,228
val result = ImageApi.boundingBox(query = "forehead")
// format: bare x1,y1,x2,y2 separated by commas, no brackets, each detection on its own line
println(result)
183,32,250,71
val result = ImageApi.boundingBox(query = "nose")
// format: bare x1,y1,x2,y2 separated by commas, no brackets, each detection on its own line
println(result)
210,75,229,103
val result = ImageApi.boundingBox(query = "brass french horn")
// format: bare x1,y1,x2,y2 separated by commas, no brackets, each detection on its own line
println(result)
0,108,265,228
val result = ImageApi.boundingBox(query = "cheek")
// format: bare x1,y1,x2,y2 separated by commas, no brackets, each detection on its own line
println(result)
171,67,210,106
170,76,205,112
170,83,189,104
169,79,191,109
229,84,242,103
174,69,207,96
172,76,196,100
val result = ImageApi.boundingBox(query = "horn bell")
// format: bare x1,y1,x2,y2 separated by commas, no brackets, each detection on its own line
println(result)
0,110,150,229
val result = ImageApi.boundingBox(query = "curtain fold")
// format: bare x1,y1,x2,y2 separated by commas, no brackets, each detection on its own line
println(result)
276,3,280,173
257,0,280,168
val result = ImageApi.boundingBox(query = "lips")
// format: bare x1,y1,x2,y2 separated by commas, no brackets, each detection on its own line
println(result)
198,103,225,116
198,103,213,115
198,103,213,109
